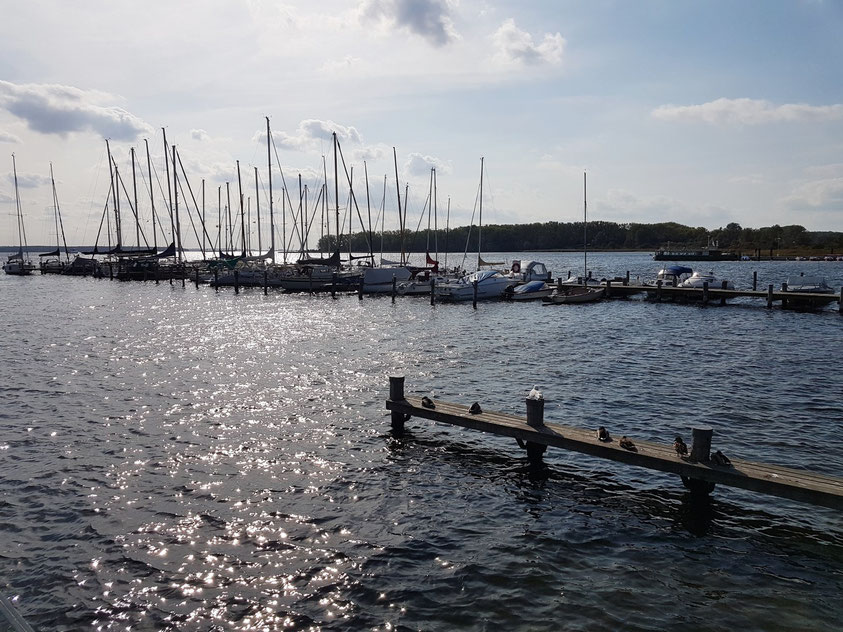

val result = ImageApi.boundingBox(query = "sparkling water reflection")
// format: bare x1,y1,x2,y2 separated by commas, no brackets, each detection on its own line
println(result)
0,252,841,631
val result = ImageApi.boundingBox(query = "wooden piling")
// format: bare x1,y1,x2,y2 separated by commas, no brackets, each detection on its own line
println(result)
625,270,630,286
214,269,218,292
720,280,727,306
526,398,544,427
388,376,408,435
331,272,337,299
781,282,788,309
392,275,397,303
690,426,713,462
839,287,843,314
605,280,612,298
767,284,773,308
195,268,200,289
234,270,240,294
430,277,435,306
702,281,709,305
656,279,662,302
472,280,478,309
752,270,757,291
358,274,364,300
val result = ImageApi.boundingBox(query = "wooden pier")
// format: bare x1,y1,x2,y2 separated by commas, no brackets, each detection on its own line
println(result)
386,377,843,510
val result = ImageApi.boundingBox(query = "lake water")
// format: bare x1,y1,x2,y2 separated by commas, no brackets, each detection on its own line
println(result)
1,252,842,631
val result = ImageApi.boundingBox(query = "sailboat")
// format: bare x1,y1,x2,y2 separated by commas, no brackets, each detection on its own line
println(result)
3,155,36,276
39,163,71,274
433,157,514,301
545,171,604,304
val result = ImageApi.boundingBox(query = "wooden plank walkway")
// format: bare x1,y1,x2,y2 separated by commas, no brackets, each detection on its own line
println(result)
386,390,843,510
602,282,842,309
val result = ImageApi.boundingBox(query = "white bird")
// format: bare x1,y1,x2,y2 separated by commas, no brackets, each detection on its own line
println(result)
527,385,543,400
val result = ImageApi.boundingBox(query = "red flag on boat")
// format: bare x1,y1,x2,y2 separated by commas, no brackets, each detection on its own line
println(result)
425,251,439,271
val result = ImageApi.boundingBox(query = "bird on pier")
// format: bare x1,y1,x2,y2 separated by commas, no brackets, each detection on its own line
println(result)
527,386,543,401
468,401,483,415
597,426,611,442
673,435,688,457
619,436,637,452
711,450,732,466
421,396,435,409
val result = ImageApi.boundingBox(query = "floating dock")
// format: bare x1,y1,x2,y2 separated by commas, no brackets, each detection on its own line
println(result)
386,377,843,510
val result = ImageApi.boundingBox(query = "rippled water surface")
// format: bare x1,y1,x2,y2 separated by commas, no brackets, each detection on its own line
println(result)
1,252,842,631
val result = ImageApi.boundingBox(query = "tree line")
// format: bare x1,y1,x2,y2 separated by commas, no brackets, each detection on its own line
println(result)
318,221,843,253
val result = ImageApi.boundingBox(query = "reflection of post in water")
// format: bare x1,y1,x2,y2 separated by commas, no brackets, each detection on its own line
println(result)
677,491,715,537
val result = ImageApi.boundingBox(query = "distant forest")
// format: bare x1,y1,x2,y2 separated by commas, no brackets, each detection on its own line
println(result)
318,221,843,254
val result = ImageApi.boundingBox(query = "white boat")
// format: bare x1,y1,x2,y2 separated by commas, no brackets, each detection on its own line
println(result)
3,155,35,276
650,265,693,287
433,269,515,302
783,276,833,293
543,285,605,304
504,280,553,301
505,260,552,284
361,265,412,293
679,271,735,289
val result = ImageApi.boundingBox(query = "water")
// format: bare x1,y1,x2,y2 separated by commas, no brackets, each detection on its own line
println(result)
1,252,842,631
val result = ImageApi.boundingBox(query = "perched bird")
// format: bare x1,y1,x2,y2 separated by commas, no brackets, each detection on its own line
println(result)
527,386,543,401
619,436,637,452
673,435,688,457
468,402,483,415
597,426,611,442
421,396,435,409
711,450,732,466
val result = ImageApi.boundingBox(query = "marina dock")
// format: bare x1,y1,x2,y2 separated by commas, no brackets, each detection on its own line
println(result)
386,377,843,510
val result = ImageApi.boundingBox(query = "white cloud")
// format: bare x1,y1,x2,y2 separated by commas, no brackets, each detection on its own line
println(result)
0,81,152,141
492,18,565,66
270,119,363,152
359,0,458,47
190,128,210,142
0,129,21,144
652,98,843,126
784,167,843,212
6,171,52,189
405,152,451,176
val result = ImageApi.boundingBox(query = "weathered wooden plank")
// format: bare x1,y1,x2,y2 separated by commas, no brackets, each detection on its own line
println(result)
386,396,843,510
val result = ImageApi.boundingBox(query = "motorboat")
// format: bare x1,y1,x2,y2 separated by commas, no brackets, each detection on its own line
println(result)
505,260,552,283
543,285,604,304
651,265,693,287
503,280,554,301
783,276,833,293
679,271,735,289
433,269,515,302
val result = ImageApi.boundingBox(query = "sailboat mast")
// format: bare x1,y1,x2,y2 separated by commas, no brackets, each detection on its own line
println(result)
380,176,386,265
49,163,70,261
254,166,261,255
11,154,25,256
172,145,182,261
131,147,139,249
364,161,373,264
201,179,206,257
583,170,587,283
266,117,275,261
433,168,438,261
162,129,175,250
393,148,403,265
478,157,484,270
105,139,121,249
236,160,246,256
144,139,158,252
298,174,304,254
333,132,340,253
226,182,232,255
217,186,222,255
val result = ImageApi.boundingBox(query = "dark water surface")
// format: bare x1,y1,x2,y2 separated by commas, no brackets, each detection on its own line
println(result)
1,252,842,631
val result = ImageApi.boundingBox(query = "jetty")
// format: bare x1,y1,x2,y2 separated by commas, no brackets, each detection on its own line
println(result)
386,377,843,510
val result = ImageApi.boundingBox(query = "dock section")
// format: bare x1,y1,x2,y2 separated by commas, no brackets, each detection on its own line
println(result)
386,378,843,510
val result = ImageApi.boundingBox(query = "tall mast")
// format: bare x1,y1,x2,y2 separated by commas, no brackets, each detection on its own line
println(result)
433,168,438,261
162,129,175,250
131,147,139,248
201,179,206,257
217,186,222,256
380,176,386,266
49,163,70,261
393,148,403,265
333,132,339,252
11,154,25,256
105,139,121,249
322,155,328,250
226,182,233,254
583,170,587,283
266,117,275,261
236,160,246,256
254,166,261,255
172,145,182,261
364,161,373,264
477,157,484,270
144,139,158,252
298,173,304,254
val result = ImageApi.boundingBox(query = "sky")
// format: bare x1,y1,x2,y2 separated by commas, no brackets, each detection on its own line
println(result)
1,0,842,249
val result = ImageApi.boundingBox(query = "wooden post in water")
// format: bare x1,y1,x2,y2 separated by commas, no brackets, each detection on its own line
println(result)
392,275,397,304
214,269,218,292
766,284,773,308
195,268,200,289
720,280,728,306
388,376,408,435
656,279,662,302
525,397,547,470
682,426,716,496
625,270,630,286
181,272,185,288
781,282,788,309
752,270,757,291
839,287,843,314
331,272,337,299
263,270,268,295
234,270,240,294
430,278,435,306
143,268,148,282
358,274,364,300
702,281,709,305
472,279,478,309
605,280,612,298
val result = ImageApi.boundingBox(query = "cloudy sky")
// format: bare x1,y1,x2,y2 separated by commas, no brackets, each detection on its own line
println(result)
1,0,842,248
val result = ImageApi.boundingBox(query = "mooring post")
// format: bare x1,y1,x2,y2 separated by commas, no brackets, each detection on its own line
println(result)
625,270,630,286
525,397,546,470
155,270,159,285
358,274,364,300
702,281,709,305
472,279,478,309
391,275,397,303
195,268,200,289
388,376,408,434
682,425,716,496
781,282,788,309
766,284,773,308
169,273,173,286
656,279,663,302
234,270,240,294
143,268,148,282
567,270,571,280
214,268,218,292
331,272,337,299
720,279,728,306
109,264,114,280
839,287,843,314
264,270,268,295
605,279,612,298
430,277,435,305
752,270,758,291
